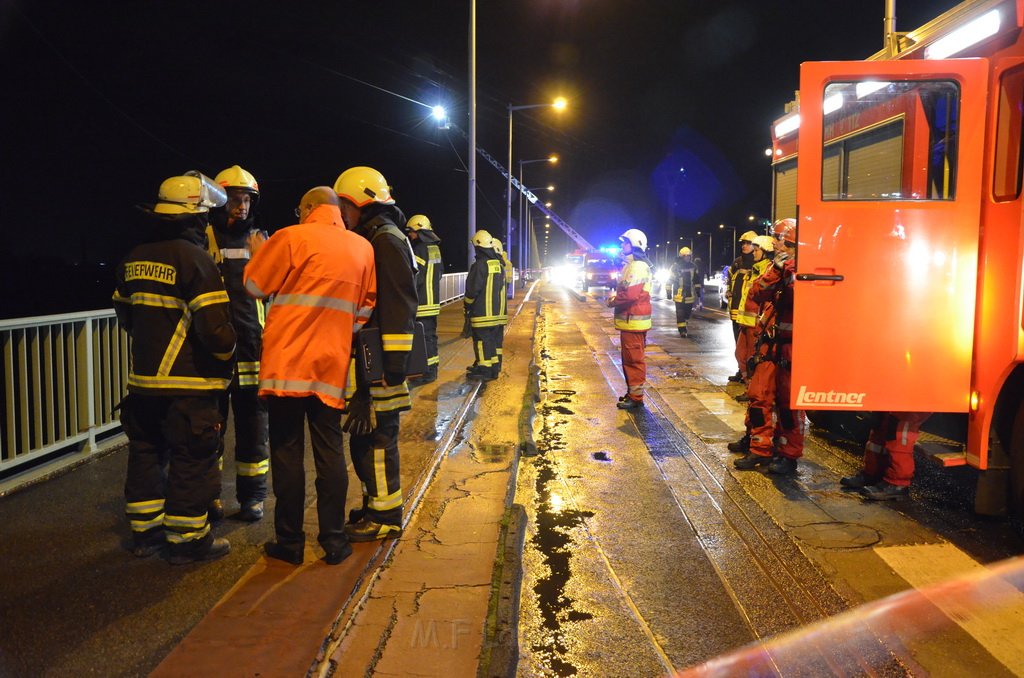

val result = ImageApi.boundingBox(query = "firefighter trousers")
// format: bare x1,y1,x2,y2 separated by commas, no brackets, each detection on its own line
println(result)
349,410,403,526
745,342,804,460
620,330,647,402
862,412,932,487
674,300,693,332
216,385,269,505
496,322,507,371
471,325,500,377
266,395,348,552
420,315,439,373
122,394,222,546
735,326,756,379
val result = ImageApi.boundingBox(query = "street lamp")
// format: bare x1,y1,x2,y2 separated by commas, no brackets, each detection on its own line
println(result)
719,223,736,261
518,160,556,276
507,99,567,294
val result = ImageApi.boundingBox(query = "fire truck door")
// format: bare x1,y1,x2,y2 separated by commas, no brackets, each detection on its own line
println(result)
792,59,987,413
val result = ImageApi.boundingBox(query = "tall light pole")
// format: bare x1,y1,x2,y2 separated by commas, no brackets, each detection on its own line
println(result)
468,1,476,270
719,223,736,261
506,98,566,295
518,156,557,276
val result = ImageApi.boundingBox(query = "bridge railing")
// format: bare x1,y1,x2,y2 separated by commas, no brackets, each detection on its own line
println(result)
0,273,467,490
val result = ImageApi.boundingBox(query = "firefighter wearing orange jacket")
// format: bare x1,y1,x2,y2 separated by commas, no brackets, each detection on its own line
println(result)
841,412,933,500
734,219,804,475
206,165,269,523
734,235,774,393
465,230,507,381
608,228,653,410
114,171,235,565
335,167,418,542
244,186,376,565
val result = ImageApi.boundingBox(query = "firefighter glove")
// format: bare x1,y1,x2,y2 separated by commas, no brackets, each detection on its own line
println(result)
773,251,789,269
343,391,376,436
461,313,472,339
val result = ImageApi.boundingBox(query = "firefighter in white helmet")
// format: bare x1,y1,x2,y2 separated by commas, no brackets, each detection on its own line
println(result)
335,166,417,541
608,228,653,410
114,171,235,564
405,214,444,385
732,234,776,404
464,230,506,381
668,246,696,337
206,165,268,522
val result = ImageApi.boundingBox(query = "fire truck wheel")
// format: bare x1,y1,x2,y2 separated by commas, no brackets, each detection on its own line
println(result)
1008,399,1024,517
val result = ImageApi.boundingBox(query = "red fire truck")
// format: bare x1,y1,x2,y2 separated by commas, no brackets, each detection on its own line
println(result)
771,0,1024,515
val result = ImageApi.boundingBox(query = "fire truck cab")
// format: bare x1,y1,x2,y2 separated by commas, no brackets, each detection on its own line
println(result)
773,0,1024,515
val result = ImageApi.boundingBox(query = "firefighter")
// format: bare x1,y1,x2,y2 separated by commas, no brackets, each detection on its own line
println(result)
205,165,269,523
734,219,804,475
668,246,696,337
840,412,933,500
464,230,506,382
244,186,376,565
725,231,757,381
405,214,443,385
334,167,418,542
733,235,775,403
692,256,705,311
492,239,512,370
608,228,652,410
113,171,235,564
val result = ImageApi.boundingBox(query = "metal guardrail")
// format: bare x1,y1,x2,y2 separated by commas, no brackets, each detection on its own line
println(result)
0,273,468,488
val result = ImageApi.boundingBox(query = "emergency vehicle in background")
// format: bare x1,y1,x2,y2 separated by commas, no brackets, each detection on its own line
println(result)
772,0,1024,515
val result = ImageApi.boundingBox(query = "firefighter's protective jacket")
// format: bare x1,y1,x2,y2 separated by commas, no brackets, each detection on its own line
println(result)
501,252,513,284
411,228,443,318
113,215,236,395
610,252,652,331
206,212,264,387
736,257,773,327
727,251,754,321
465,246,506,328
243,203,376,410
749,256,796,342
669,257,696,303
354,204,417,414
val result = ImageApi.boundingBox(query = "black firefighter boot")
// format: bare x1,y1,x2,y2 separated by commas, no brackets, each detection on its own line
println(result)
727,434,750,454
733,452,773,471
168,533,231,566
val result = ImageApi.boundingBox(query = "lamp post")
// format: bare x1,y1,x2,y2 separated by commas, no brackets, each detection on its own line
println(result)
719,223,737,261
518,157,557,277
507,98,566,295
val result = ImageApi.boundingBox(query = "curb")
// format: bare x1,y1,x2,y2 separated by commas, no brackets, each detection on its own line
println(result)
477,503,527,678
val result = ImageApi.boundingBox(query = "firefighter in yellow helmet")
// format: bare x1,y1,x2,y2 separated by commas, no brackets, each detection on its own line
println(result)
335,166,417,541
114,171,235,564
464,230,506,381
490,238,512,371
205,165,268,523
668,246,696,337
405,214,444,385
725,230,758,382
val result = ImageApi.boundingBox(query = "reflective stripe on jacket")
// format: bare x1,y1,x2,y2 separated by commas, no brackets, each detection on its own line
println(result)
736,258,772,327
243,204,376,410
412,231,443,318
466,250,507,328
612,256,652,331
669,258,695,303
114,235,236,395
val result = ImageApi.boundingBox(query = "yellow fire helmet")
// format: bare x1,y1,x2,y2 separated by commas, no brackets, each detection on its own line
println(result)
739,230,758,243
492,239,504,255
334,166,395,207
679,246,691,256
472,229,494,248
407,214,432,231
214,165,260,196
153,171,227,215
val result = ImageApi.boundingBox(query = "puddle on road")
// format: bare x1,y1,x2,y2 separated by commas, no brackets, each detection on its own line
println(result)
592,451,611,462
471,443,513,464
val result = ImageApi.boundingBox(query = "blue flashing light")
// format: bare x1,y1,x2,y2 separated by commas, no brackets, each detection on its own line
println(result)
599,245,621,257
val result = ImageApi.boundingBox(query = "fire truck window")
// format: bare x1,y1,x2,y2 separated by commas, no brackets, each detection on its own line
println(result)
773,157,797,219
993,67,1024,202
822,80,960,201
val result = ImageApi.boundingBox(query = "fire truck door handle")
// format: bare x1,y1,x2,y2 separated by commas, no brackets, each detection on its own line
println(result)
796,273,844,282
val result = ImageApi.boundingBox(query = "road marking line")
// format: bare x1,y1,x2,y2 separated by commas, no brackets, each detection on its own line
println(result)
693,392,747,431
875,543,1024,674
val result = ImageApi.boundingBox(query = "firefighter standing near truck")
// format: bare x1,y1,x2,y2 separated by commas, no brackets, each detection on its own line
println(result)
668,247,696,338
464,230,506,382
734,219,805,475
733,235,776,402
608,228,653,410
405,214,443,386
840,412,933,500
334,167,418,542
725,231,757,382
205,165,269,522
114,171,235,564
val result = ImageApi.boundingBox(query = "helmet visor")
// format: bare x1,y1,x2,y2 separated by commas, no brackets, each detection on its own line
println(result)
185,170,228,210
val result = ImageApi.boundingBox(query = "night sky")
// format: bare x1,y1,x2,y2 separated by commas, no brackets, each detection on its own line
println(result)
1,0,960,316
